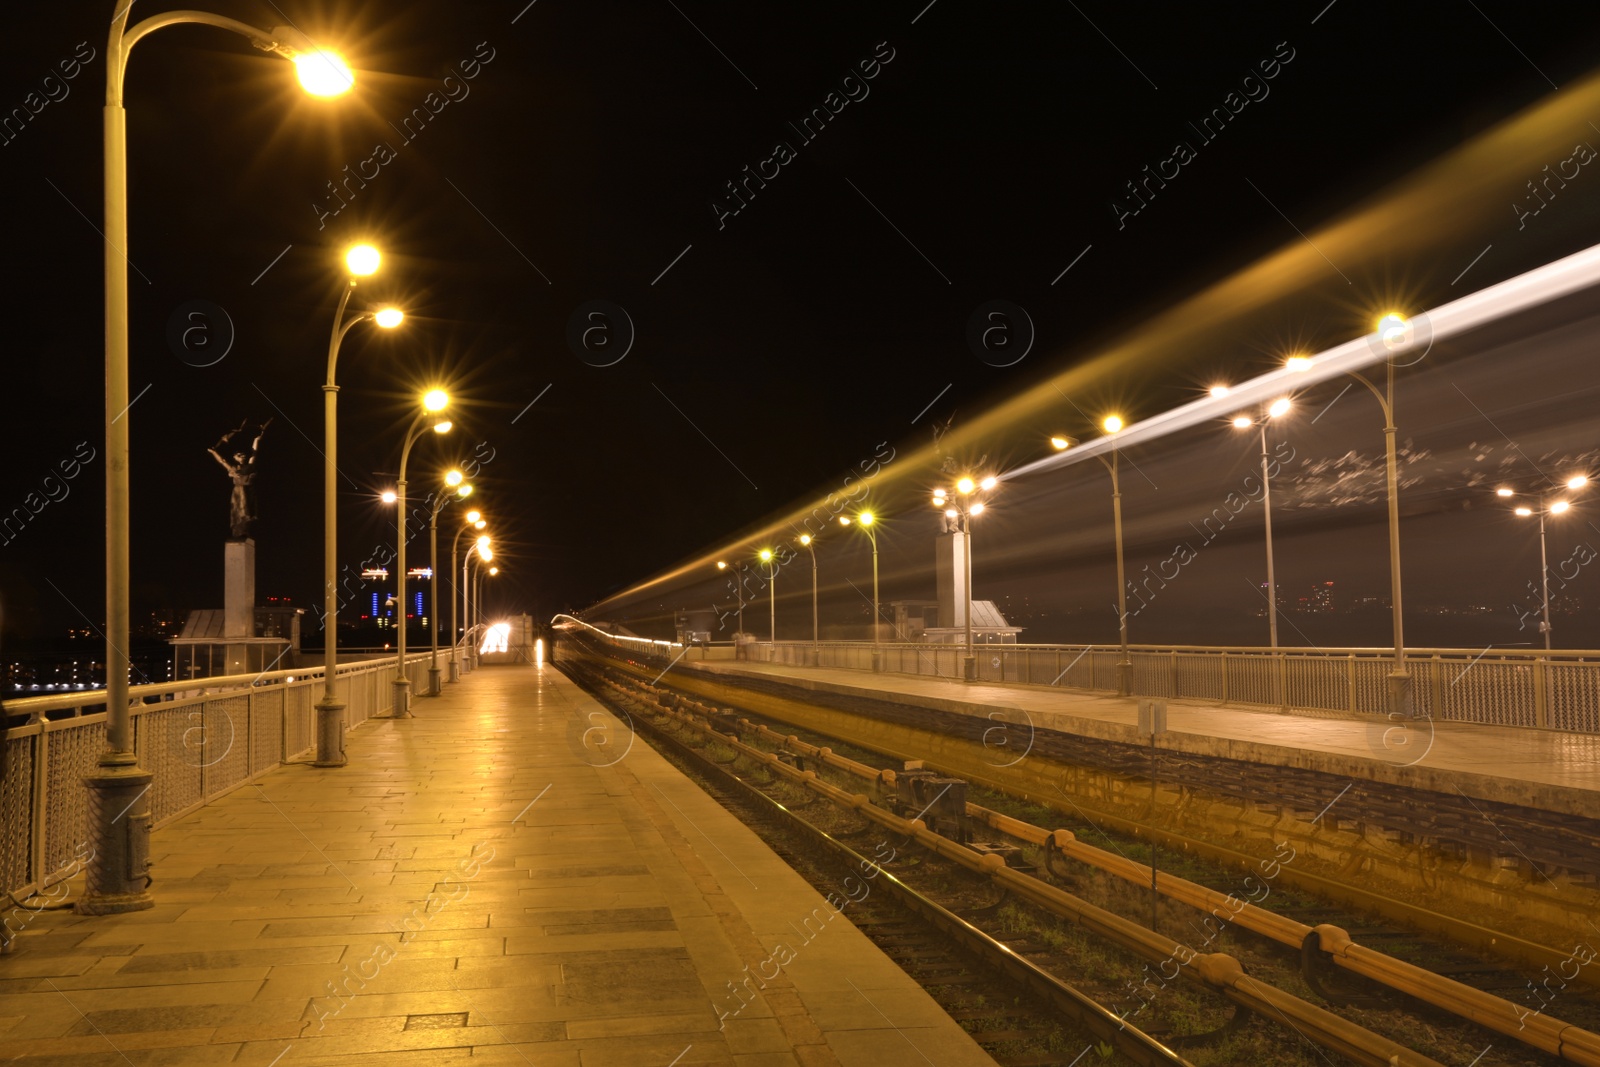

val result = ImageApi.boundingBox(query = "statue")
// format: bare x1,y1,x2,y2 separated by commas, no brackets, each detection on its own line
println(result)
208,419,271,538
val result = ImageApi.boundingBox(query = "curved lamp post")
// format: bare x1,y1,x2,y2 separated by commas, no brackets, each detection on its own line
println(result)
467,536,491,669
390,391,452,717
1230,397,1293,649
758,548,777,642
449,510,485,681
798,533,819,661
715,559,748,654
1052,418,1131,696
931,477,997,681
1289,320,1411,717
1498,475,1589,649
89,2,352,915
427,471,471,695
839,512,882,672
316,244,402,767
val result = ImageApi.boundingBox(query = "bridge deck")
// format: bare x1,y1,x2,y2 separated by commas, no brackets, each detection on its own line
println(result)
0,664,995,1067
681,658,1600,818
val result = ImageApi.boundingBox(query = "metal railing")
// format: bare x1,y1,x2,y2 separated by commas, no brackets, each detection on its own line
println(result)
742,640,1600,733
554,625,1600,733
1,649,442,917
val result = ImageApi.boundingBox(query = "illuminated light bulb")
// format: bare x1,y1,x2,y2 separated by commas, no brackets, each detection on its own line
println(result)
980,476,997,491
294,49,355,97
1268,397,1291,418
1495,488,1514,498
1552,500,1571,514
858,512,875,526
1209,385,1231,398
1568,475,1589,489
1102,415,1124,434
423,389,449,412
1285,355,1312,373
445,470,464,486
374,307,404,328
1515,507,1533,517
380,490,397,504
1232,415,1253,430
970,502,986,515
957,477,975,495
345,244,380,276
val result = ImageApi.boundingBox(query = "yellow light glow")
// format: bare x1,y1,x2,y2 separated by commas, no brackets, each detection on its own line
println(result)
423,389,449,412
839,517,851,526
970,502,986,515
1495,488,1514,498
1285,355,1312,372
474,520,486,530
1515,506,1533,517
457,484,474,498
1268,397,1292,418
1209,385,1231,398
1232,415,1253,429
980,476,997,491
1103,415,1124,434
717,560,728,569
466,510,482,523
1568,475,1589,489
380,490,397,504
432,419,452,434
799,535,812,545
1050,435,1072,451
489,566,500,576
858,512,875,527
294,49,355,97
944,508,958,519
445,470,464,486
476,534,491,549
759,549,773,562
957,477,975,494
1552,500,1571,514
345,244,380,276
374,307,403,329
479,546,493,561
1376,312,1410,349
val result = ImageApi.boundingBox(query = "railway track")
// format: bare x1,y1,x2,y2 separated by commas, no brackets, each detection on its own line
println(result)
563,650,1467,1066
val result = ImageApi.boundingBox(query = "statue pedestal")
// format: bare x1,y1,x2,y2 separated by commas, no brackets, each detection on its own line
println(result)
224,539,255,639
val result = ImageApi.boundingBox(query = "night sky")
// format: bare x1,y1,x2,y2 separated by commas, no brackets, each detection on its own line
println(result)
5,1,1600,655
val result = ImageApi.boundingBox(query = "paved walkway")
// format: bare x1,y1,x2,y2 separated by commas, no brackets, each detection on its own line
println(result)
686,660,1600,819
0,664,995,1067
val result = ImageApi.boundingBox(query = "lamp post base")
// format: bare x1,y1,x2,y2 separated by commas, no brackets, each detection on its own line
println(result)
871,650,882,673
390,678,413,718
448,659,460,683
312,698,346,767
1116,660,1133,698
963,655,977,681
1387,669,1414,720
427,666,442,697
76,752,155,914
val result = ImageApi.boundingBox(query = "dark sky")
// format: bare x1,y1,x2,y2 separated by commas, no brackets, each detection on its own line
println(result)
5,0,1600,650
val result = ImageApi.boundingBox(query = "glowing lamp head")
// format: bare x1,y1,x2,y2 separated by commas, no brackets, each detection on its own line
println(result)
857,512,875,527
1515,506,1534,517
1552,500,1572,514
444,470,464,487
345,244,380,276
1285,355,1312,373
476,534,491,550
380,490,397,504
717,560,728,570
980,476,998,491
838,517,851,526
473,520,486,530
489,567,499,576
457,483,474,498
1495,488,1514,498
1102,415,1124,434
293,49,355,97
373,307,404,329
1377,312,1411,350
1232,415,1253,430
799,534,812,546
970,502,986,515
479,546,493,562
423,389,449,412
1268,397,1292,419
944,508,958,519
432,419,452,434
1050,435,1076,451
1568,475,1589,489
466,510,481,524
957,477,975,495
1209,385,1231,398
758,549,773,562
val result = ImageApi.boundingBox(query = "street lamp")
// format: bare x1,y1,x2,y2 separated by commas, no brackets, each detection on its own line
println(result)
449,510,485,681
426,471,471,695
931,477,997,681
716,560,748,654
1230,397,1294,648
1052,417,1132,695
1498,475,1589,649
90,2,353,914
840,511,883,671
798,534,819,661
316,244,404,768
1289,327,1410,717
758,548,777,642
390,391,452,717
466,535,490,669
468,545,494,656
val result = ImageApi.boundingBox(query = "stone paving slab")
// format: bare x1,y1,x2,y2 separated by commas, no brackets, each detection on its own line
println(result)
1,663,995,1067
688,659,1600,817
